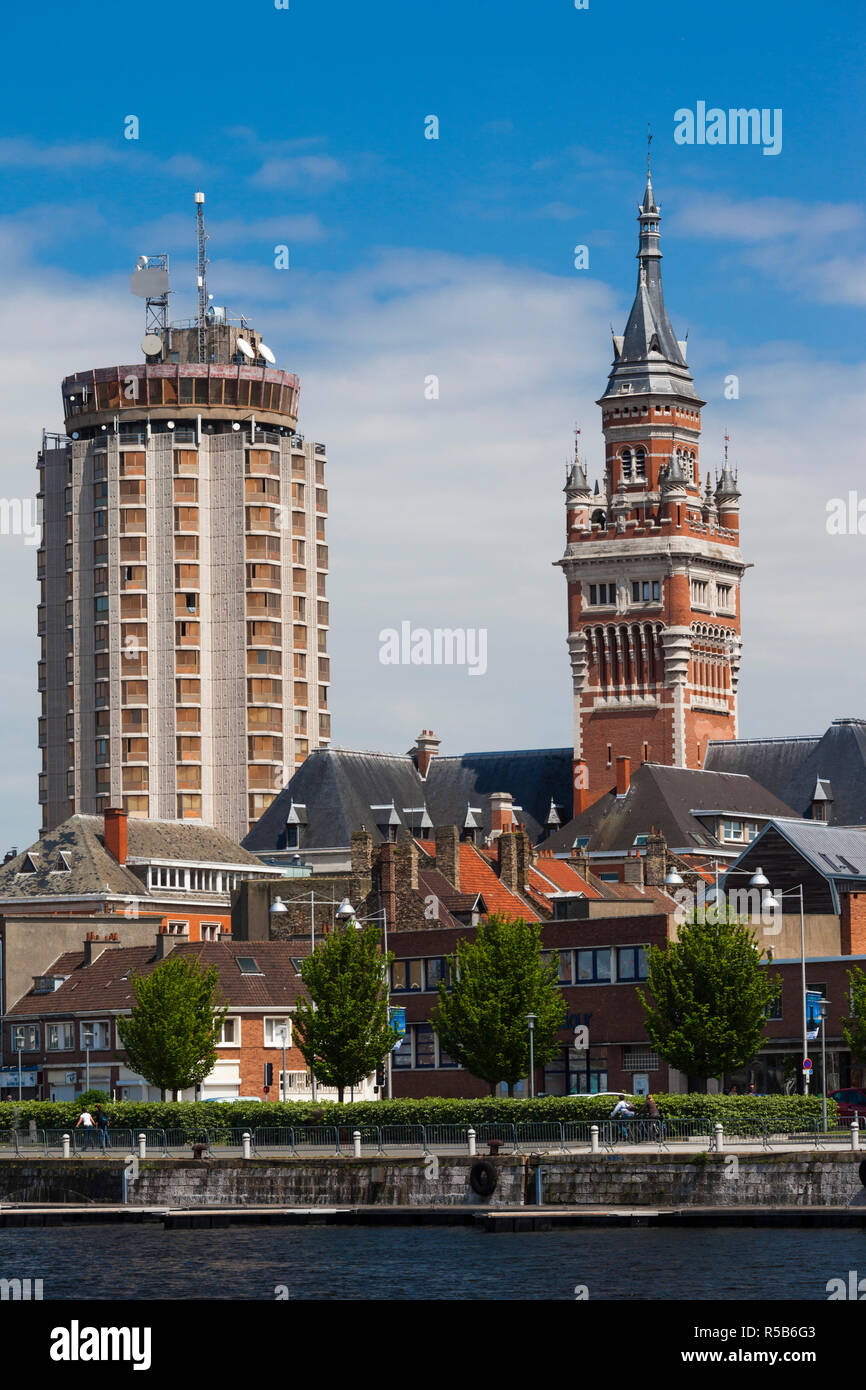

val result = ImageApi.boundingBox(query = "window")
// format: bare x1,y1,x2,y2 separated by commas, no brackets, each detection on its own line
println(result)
765,989,782,1021
11,1024,39,1051
617,946,649,982
576,948,611,983
80,1020,111,1050
691,579,709,606
392,1030,412,1069
621,448,632,480
588,582,616,606
634,448,646,478
717,584,733,610
236,957,262,975
552,950,573,984
424,957,449,991
414,1024,435,1069
219,1017,240,1045
264,1017,292,1047
721,819,743,842
391,959,423,992
622,1045,659,1071
47,1022,75,1050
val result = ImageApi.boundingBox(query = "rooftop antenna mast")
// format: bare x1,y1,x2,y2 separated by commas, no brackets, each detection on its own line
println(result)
194,190,209,363
130,254,171,358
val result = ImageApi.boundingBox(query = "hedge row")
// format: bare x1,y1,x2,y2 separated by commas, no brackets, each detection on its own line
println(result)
0,1092,834,1132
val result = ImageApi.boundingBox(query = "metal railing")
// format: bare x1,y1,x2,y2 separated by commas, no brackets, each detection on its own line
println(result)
0,1119,856,1160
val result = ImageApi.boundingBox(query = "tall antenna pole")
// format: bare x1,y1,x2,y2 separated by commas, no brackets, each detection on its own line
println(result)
194,190,208,363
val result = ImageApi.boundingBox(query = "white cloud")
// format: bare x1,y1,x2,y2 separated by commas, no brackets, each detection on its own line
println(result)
249,155,348,190
1,215,865,849
674,192,866,307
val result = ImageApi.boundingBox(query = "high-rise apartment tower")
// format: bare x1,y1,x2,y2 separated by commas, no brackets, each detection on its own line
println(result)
37,194,330,841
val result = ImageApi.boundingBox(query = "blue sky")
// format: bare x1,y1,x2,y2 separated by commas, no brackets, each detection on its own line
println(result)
1,0,865,847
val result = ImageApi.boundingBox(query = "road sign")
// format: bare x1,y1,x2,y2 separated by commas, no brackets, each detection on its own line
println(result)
573,1025,589,1050
803,1058,813,1072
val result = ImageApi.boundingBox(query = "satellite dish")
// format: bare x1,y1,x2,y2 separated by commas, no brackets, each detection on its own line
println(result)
141,334,162,357
136,255,149,269
236,337,255,359
130,266,170,299
259,343,276,364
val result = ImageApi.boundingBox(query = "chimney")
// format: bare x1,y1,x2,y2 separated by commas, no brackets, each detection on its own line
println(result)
378,842,398,937
434,825,460,891
412,729,441,779
489,791,514,837
573,759,589,817
394,836,419,893
623,852,644,887
83,932,108,967
155,925,176,961
350,829,373,897
514,827,532,888
497,832,519,892
104,806,128,866
644,830,668,888
615,756,631,797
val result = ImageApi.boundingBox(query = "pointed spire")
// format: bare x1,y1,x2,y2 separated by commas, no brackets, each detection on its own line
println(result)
598,152,703,407
716,432,740,500
663,453,687,487
564,425,590,495
640,123,657,214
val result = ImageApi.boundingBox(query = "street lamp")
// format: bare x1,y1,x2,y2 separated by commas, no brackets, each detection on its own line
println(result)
83,1028,94,1093
277,1024,289,1104
759,883,809,1094
818,998,829,1133
526,1013,537,1099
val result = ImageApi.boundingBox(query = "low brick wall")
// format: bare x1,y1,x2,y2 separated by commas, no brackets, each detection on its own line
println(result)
127,1156,527,1207
0,1160,125,1203
531,1151,866,1207
1,1152,863,1209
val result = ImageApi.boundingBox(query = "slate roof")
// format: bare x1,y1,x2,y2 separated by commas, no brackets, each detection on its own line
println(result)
6,940,311,1017
724,818,866,916
0,814,269,902
543,763,795,857
599,174,700,404
705,719,866,826
243,745,574,853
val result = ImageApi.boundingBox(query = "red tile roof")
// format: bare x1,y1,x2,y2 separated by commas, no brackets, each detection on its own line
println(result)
456,843,539,921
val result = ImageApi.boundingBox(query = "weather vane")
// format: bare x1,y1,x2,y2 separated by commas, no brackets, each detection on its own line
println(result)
647,122,653,176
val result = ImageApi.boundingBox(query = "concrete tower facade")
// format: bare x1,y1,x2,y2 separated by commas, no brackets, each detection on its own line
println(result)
37,231,330,842
558,169,746,812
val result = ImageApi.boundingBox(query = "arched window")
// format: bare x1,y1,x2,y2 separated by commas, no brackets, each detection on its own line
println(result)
621,448,632,481
634,447,646,479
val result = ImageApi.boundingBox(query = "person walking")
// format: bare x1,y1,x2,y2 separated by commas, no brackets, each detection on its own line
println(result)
74,1107,97,1151
93,1104,111,1152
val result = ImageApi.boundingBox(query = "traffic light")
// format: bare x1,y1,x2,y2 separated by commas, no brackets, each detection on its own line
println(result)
375,1062,385,1089
264,1062,274,1089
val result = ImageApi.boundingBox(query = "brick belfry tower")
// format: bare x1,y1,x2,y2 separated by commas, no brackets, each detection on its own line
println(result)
557,163,746,812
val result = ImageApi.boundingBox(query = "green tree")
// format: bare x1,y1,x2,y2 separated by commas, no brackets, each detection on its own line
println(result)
637,905,780,1089
116,954,228,1101
842,967,866,1064
432,913,566,1096
294,922,398,1103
